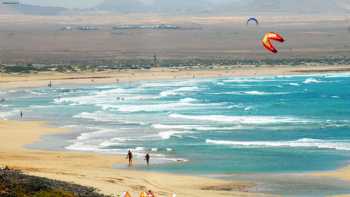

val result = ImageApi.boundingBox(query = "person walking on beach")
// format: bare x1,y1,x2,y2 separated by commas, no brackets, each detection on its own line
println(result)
145,153,150,166
126,150,133,167
20,111,23,119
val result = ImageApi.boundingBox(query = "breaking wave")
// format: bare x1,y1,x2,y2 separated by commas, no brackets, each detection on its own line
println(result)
206,138,350,151
303,78,322,84
160,86,201,97
169,113,310,125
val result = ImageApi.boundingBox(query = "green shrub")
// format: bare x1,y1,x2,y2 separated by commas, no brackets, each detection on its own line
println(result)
33,189,76,197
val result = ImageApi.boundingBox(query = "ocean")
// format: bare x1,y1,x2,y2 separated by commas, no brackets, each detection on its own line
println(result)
1,73,350,176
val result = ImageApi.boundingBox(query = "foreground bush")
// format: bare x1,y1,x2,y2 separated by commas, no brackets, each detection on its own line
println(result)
0,168,109,197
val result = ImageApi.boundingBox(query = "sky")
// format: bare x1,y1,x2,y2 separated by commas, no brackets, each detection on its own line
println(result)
20,0,105,8
19,0,241,9
14,0,350,13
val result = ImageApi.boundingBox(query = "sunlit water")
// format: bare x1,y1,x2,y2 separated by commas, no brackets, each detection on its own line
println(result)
1,73,350,176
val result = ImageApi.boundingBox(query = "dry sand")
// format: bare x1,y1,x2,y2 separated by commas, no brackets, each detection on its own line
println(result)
312,165,350,182
1,65,350,89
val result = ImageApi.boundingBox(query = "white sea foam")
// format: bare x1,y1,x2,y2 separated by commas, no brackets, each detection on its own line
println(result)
73,111,147,125
169,113,310,125
289,83,300,86
151,148,158,152
160,86,201,97
303,78,322,84
213,91,289,96
140,79,208,88
54,88,156,106
30,91,47,96
324,73,350,78
61,125,80,129
152,124,242,131
226,104,246,109
66,142,125,154
223,78,274,83
179,97,198,102
158,130,192,139
135,147,145,151
114,102,193,112
99,138,127,147
102,98,219,112
0,110,19,120
244,91,287,95
206,138,350,151
67,142,177,161
76,128,121,141
139,82,172,88
66,142,99,152
73,111,117,122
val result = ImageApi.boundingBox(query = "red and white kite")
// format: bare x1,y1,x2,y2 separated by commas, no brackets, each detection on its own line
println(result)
262,32,285,54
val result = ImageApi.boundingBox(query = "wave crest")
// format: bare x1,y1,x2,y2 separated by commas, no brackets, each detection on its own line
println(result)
169,113,310,125
206,138,350,151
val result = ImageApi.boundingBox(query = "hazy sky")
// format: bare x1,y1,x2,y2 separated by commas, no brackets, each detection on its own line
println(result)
20,0,105,8
19,0,241,8
16,0,350,12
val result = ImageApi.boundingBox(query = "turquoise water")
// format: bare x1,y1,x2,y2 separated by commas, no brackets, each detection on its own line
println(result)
1,73,350,175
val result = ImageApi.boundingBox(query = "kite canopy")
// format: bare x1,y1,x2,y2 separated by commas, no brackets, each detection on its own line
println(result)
247,17,259,25
262,32,285,54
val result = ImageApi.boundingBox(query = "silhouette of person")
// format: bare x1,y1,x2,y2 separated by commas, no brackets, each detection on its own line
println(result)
145,153,150,166
126,150,133,166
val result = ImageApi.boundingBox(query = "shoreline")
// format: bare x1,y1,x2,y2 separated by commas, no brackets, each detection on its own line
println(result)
0,120,261,197
1,65,350,90
1,65,350,196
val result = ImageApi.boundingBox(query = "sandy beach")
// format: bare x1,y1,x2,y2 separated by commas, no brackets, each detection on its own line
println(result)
1,66,350,197
0,120,265,197
1,65,350,89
